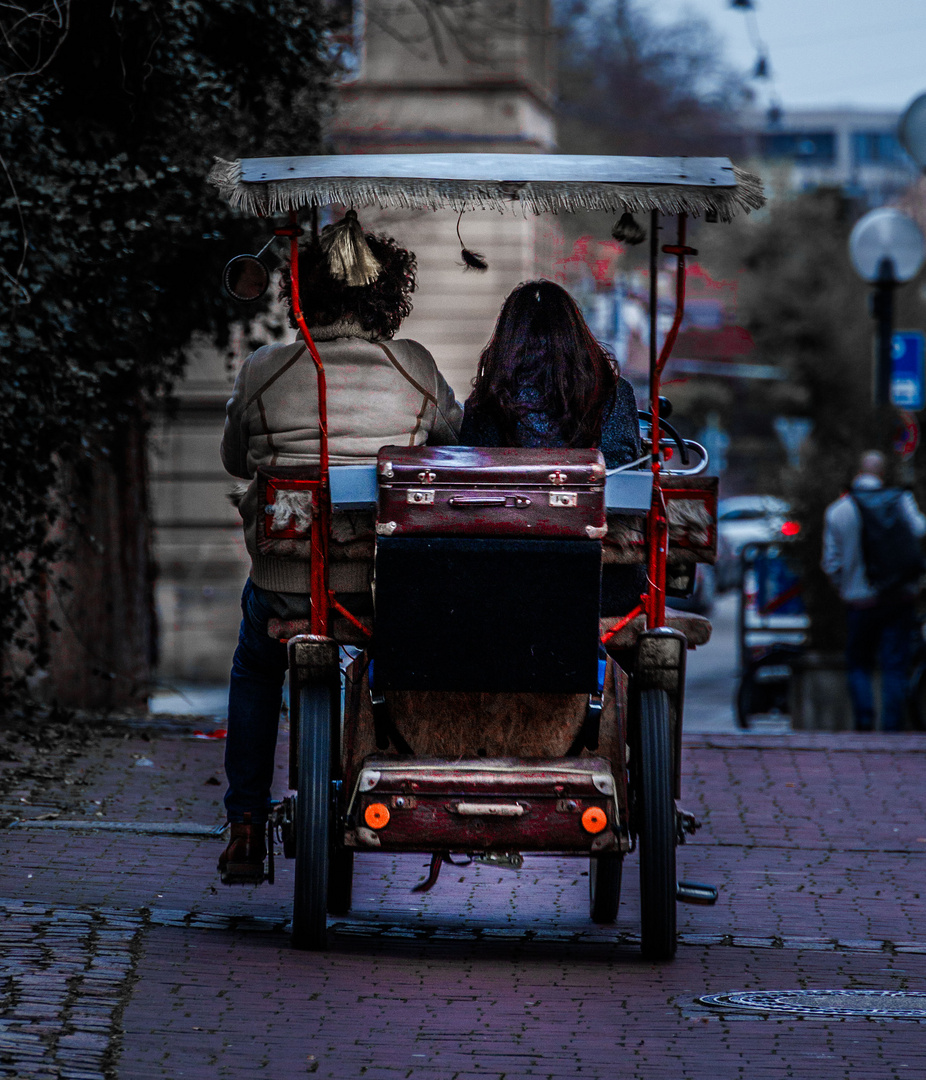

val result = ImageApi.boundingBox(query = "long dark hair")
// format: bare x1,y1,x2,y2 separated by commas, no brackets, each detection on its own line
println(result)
279,231,417,340
469,280,618,447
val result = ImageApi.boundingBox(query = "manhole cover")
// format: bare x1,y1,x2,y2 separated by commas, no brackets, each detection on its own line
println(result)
699,990,926,1019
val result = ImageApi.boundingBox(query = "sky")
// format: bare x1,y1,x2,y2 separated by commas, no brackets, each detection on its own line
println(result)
653,0,926,114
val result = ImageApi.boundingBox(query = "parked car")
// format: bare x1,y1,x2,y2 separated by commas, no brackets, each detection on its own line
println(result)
715,496,796,591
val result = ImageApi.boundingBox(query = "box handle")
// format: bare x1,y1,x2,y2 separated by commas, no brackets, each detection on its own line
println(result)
447,496,531,508
449,801,527,817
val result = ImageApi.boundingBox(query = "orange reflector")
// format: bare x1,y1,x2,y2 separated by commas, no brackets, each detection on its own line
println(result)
364,803,391,829
581,806,608,834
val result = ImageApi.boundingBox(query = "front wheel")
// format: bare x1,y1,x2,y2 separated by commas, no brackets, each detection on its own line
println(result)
637,687,677,960
292,681,336,950
589,853,622,924
327,848,354,916
736,649,797,729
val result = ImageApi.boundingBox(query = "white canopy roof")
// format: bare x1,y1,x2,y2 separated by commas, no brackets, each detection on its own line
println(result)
209,153,764,221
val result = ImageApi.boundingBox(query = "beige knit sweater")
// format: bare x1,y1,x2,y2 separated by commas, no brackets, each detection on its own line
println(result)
221,321,462,593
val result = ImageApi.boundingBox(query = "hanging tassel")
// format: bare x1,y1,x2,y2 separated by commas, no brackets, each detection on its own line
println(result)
320,209,382,287
456,210,488,272
611,212,646,246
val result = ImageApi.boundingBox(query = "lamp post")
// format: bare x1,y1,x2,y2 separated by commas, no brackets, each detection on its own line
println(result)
848,208,926,406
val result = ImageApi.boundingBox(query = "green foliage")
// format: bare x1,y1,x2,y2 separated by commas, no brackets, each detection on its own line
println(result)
0,0,339,701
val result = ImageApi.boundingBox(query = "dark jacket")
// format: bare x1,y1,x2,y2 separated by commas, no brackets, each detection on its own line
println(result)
459,376,644,616
459,377,641,469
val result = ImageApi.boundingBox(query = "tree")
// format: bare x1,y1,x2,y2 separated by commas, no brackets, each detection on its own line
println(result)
1,0,341,711
553,0,752,157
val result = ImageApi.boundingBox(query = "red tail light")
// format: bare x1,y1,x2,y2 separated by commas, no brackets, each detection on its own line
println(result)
781,520,800,537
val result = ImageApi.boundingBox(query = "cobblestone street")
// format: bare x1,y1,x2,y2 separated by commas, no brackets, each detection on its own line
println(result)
1,720,925,1079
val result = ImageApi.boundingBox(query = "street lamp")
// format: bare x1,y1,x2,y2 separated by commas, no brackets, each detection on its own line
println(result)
848,208,926,406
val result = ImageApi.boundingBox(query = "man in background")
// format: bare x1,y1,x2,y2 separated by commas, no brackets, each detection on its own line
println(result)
822,450,926,732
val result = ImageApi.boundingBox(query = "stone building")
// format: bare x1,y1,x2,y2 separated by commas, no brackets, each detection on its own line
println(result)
149,0,557,683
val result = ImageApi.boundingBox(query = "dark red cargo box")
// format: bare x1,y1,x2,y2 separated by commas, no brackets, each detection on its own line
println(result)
344,756,624,853
376,445,606,539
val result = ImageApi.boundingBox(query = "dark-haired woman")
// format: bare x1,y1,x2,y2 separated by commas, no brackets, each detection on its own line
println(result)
460,278,644,614
460,280,640,468
218,214,461,883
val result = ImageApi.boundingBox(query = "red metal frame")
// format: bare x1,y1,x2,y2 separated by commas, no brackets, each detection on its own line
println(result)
635,213,695,636
279,212,333,638
280,207,694,647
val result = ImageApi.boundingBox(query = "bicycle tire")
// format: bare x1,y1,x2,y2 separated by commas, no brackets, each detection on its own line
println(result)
589,853,622,924
737,650,796,728
292,681,335,950
327,848,354,916
735,668,756,729
637,687,677,960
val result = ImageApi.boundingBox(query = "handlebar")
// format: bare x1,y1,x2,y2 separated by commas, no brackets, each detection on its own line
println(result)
658,439,709,476
637,409,689,465
606,439,709,477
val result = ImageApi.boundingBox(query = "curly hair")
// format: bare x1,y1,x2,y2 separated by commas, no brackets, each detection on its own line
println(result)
279,230,417,340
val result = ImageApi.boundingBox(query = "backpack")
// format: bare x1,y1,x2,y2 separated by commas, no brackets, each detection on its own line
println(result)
850,488,926,596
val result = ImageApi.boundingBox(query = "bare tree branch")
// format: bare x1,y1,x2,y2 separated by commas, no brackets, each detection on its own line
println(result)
0,0,71,85
0,150,30,306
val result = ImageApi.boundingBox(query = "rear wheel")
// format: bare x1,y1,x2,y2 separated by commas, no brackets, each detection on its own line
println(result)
907,660,926,731
589,853,622,923
637,688,677,960
327,848,354,915
292,682,336,950
736,650,796,729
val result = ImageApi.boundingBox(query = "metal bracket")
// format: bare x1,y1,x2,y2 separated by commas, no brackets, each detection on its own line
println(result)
474,851,524,871
676,805,702,844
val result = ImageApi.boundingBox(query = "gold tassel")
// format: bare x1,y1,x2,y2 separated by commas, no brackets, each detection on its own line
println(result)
320,209,382,287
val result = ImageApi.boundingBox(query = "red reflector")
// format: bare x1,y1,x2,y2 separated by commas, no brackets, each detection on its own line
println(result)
781,520,800,537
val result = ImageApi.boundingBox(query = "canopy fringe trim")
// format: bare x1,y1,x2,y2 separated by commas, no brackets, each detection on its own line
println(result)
209,158,765,221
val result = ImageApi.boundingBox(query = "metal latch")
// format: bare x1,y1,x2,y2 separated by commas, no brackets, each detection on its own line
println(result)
406,489,435,504
549,491,578,507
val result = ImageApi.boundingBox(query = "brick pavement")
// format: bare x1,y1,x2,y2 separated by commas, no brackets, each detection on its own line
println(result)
1,723,925,1078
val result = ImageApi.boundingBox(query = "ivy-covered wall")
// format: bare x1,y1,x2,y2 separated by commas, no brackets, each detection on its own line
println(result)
1,0,339,711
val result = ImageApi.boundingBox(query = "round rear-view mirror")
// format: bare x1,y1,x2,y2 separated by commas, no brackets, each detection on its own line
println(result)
223,254,271,302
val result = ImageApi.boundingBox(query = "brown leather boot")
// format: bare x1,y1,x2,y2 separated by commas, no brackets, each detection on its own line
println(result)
218,813,266,885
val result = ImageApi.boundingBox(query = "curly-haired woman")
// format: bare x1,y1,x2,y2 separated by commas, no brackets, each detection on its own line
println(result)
218,213,461,883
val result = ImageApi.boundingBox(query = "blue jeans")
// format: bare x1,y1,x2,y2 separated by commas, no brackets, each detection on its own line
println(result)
224,580,310,823
845,601,915,732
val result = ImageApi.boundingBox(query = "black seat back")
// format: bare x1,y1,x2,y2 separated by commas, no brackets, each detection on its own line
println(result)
373,536,602,693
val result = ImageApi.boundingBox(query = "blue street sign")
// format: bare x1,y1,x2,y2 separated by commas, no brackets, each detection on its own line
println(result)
891,331,926,410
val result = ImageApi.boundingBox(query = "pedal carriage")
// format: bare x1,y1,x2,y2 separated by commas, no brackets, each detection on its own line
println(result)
210,153,764,958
